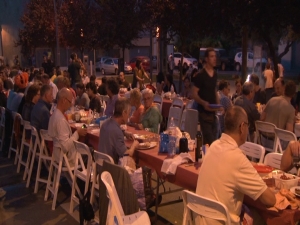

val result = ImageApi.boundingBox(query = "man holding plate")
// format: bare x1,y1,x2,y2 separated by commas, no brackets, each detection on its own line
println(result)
191,48,223,145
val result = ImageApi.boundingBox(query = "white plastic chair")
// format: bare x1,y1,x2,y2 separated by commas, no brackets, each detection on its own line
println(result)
182,190,231,225
264,152,297,175
17,120,32,174
274,128,297,153
8,112,21,165
240,142,266,163
101,171,151,225
90,152,114,223
34,129,52,193
171,97,184,109
0,107,5,152
185,100,194,109
254,121,279,153
167,106,183,128
70,141,94,213
44,144,75,210
180,109,198,139
153,94,163,113
25,126,41,187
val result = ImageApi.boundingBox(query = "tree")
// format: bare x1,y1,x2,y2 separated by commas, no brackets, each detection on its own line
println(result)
94,0,147,59
58,0,99,58
17,0,58,58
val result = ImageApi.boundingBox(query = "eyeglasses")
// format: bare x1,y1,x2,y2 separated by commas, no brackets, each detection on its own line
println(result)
241,121,250,128
64,97,72,104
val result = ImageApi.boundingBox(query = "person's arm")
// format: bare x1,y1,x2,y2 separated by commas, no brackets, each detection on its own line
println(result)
124,140,139,157
281,141,298,172
191,85,216,112
258,188,276,207
286,122,294,132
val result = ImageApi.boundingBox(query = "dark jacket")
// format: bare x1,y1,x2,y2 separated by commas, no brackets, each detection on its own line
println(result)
30,99,51,132
99,161,139,225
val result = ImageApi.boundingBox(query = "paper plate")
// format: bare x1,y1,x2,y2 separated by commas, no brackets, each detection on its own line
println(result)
208,104,223,109
137,142,157,150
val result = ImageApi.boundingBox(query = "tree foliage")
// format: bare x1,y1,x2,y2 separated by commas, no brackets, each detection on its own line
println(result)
58,0,99,54
94,0,147,56
17,0,57,56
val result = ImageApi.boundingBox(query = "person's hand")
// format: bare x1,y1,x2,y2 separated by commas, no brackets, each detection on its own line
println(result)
132,140,140,149
136,123,144,130
77,127,87,136
288,141,300,157
203,101,212,111
124,131,134,140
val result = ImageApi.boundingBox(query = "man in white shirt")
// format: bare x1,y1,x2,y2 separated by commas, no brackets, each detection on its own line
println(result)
196,106,275,225
48,88,87,166
41,73,58,100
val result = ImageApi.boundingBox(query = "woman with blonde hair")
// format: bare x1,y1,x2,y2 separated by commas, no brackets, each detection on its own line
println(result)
128,88,144,124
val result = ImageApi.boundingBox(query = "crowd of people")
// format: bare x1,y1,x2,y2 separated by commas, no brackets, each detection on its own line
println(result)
2,48,300,225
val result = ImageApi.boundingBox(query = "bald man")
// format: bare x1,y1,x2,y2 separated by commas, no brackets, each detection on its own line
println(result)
271,78,285,98
196,106,275,225
48,88,87,166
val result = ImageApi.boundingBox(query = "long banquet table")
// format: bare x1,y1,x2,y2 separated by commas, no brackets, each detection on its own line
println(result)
71,123,300,225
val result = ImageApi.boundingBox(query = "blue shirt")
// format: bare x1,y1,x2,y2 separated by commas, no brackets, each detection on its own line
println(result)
30,99,51,132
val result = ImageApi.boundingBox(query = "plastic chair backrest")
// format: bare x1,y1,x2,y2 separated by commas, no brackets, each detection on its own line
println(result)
153,102,162,113
0,107,5,126
182,190,231,225
255,121,278,152
101,171,125,223
73,141,93,175
31,126,41,150
185,100,194,109
40,129,52,157
153,94,162,105
183,109,198,139
274,128,297,152
167,106,183,128
263,153,282,169
240,142,266,163
94,151,114,166
171,97,184,108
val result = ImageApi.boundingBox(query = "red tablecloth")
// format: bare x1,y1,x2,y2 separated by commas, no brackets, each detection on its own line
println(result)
71,124,300,225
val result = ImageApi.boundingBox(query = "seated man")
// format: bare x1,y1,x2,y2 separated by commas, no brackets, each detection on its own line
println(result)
86,82,101,113
218,80,232,133
261,80,296,132
98,97,139,164
48,88,87,166
75,82,90,110
117,72,129,89
31,84,53,132
250,74,266,104
196,106,275,225
234,81,260,141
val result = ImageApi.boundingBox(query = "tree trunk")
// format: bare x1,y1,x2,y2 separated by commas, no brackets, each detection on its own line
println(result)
241,25,248,83
149,29,153,81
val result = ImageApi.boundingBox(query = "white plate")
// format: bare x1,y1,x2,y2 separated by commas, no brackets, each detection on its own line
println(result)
133,134,148,140
137,142,157,150
74,123,84,128
290,186,300,197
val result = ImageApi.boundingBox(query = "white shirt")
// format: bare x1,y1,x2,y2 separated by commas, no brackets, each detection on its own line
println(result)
196,134,267,225
49,81,58,99
48,108,79,166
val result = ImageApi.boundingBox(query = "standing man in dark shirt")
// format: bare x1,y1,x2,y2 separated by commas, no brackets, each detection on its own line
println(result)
68,53,81,89
191,48,222,145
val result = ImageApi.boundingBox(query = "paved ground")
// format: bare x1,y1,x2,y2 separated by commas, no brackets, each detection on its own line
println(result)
0,151,184,225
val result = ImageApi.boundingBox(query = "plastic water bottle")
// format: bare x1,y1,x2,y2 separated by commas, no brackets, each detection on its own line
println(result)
170,85,174,94
168,117,176,136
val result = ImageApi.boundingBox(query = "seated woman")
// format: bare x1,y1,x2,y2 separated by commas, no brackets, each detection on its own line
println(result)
180,77,192,99
281,141,300,172
136,88,162,133
22,83,41,121
128,88,144,125
162,75,177,93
